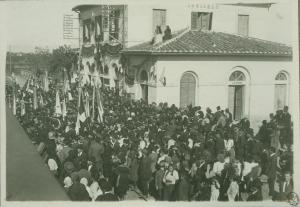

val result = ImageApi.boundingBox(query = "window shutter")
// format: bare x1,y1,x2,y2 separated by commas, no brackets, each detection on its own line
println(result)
153,9,167,34
238,15,249,36
191,12,198,30
228,86,235,119
234,86,244,120
201,13,210,30
208,13,213,30
161,10,166,32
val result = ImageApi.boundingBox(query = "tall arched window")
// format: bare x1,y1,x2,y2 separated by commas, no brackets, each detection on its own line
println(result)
180,72,196,108
228,71,246,120
274,72,288,110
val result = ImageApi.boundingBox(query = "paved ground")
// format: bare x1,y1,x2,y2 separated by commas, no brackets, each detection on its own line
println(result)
6,106,69,201
5,106,149,201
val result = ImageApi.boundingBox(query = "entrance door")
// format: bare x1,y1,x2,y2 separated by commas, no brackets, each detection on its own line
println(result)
141,84,148,103
140,70,148,103
180,73,196,108
228,85,244,120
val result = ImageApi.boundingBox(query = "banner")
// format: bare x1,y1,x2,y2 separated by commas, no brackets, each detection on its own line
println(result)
33,86,38,110
55,90,62,116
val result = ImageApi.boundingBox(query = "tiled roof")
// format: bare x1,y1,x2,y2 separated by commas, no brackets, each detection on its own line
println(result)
122,29,292,57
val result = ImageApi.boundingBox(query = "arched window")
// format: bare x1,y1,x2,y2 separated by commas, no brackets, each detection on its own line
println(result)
275,72,287,81
180,72,196,108
274,71,288,110
228,70,246,120
229,71,246,81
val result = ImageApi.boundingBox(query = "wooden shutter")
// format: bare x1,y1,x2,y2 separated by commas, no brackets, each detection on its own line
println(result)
208,13,213,30
191,12,198,30
161,10,166,32
234,85,244,120
238,15,249,36
228,86,235,118
191,12,212,31
275,84,287,110
153,9,166,34
201,13,210,30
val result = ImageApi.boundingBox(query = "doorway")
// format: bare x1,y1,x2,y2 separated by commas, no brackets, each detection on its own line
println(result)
228,70,247,120
180,72,196,108
229,85,245,120
140,70,148,103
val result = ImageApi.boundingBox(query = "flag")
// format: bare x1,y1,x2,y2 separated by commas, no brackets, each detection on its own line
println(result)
61,97,67,120
63,69,70,94
85,91,90,118
75,115,80,135
95,87,104,122
44,71,49,92
21,99,25,116
78,88,86,122
33,86,37,110
91,86,95,122
55,90,62,116
39,94,44,107
68,92,73,101
12,93,16,115
25,76,32,92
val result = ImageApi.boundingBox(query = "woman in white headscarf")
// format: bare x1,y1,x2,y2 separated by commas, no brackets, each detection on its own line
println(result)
63,176,73,192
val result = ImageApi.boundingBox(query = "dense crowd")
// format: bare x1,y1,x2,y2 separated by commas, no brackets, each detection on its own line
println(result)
6,74,294,202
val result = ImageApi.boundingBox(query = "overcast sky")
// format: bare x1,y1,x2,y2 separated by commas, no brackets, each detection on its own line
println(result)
5,1,79,52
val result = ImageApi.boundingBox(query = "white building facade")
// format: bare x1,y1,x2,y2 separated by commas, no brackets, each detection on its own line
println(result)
73,1,294,130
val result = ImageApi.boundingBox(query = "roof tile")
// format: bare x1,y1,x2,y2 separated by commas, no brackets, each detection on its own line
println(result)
123,30,292,56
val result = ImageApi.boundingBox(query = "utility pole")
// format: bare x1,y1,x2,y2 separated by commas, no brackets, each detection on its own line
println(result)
9,45,12,75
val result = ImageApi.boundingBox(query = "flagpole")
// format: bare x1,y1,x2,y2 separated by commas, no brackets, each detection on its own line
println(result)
92,85,95,122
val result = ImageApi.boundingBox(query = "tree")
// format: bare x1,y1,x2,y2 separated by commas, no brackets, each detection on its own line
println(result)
49,45,77,77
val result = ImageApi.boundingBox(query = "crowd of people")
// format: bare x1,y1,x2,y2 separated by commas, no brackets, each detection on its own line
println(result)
6,73,294,202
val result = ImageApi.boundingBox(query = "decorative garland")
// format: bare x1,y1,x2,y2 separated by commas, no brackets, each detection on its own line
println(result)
81,45,95,58
100,43,123,55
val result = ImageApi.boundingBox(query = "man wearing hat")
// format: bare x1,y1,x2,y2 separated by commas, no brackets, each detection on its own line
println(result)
155,161,165,200
138,149,152,198
46,131,57,156
88,137,105,172
68,174,90,201
96,181,119,201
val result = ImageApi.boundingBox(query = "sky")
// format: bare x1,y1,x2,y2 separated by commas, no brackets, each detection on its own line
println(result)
5,1,80,52
2,0,296,53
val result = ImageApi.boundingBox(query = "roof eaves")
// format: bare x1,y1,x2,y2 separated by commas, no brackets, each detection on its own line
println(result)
151,51,292,57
